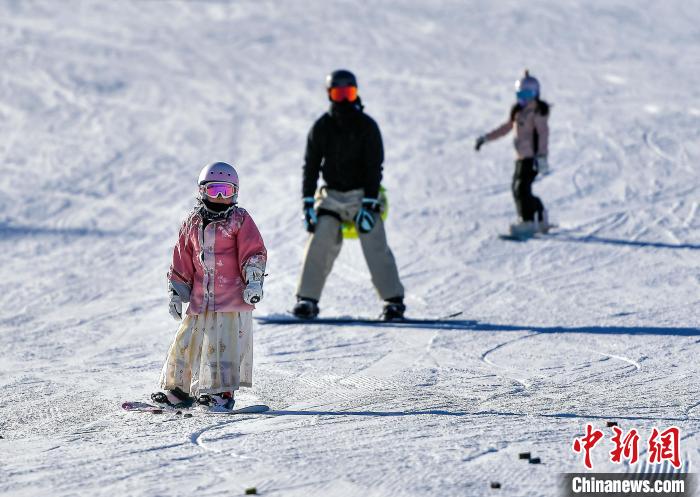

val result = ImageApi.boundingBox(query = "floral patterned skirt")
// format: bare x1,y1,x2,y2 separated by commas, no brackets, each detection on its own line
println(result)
159,310,253,396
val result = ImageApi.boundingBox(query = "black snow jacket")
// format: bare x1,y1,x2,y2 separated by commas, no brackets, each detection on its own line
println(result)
302,99,384,199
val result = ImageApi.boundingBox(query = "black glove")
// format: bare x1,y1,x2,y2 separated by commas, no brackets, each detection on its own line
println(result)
302,197,317,233
355,198,381,234
475,135,486,151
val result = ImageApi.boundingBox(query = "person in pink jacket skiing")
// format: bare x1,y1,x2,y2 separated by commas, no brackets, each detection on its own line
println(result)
152,162,267,411
475,70,551,238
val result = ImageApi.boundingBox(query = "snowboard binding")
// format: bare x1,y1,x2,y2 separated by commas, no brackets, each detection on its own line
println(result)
381,298,406,321
293,298,320,319
197,392,235,411
150,387,195,408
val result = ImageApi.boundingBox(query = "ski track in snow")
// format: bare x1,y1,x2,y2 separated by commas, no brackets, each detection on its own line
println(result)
1,1,700,496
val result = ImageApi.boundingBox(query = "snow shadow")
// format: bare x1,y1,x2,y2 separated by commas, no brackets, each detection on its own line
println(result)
264,409,468,417
0,223,127,239
543,234,700,250
259,319,699,336
469,323,700,336
261,409,691,423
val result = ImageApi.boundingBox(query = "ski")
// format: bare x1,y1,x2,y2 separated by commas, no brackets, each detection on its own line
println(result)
122,401,179,414
122,401,269,415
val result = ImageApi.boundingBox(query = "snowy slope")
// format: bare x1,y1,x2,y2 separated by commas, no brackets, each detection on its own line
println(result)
0,1,699,496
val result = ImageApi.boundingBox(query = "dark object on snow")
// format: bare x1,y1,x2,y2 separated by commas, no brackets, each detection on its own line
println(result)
245,487,257,495
150,409,163,414
606,421,618,427
529,457,541,464
490,481,501,489
183,413,193,418
519,452,531,460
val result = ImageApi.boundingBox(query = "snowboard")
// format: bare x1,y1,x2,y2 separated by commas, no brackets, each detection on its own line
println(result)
498,232,535,242
122,401,269,415
255,314,477,330
499,224,558,242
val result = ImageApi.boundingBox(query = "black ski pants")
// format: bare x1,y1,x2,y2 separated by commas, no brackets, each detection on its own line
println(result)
512,157,544,222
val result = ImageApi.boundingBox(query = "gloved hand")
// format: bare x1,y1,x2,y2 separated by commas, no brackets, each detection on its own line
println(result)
302,197,317,233
169,292,182,321
354,198,381,234
475,135,486,151
243,266,265,305
535,155,549,175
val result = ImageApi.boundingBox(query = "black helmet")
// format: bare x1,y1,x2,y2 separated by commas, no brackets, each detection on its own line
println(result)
326,69,357,89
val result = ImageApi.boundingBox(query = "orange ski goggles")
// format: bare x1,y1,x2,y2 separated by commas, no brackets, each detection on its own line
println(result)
328,85,358,103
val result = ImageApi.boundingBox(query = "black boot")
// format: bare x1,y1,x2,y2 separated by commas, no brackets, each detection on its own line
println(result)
381,297,406,321
151,387,195,408
293,297,319,319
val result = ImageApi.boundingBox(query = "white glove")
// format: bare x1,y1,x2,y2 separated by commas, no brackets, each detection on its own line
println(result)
243,266,264,305
169,293,182,321
535,155,549,175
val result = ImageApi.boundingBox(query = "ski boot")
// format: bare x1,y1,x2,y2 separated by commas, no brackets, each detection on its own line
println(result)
292,297,319,319
197,391,235,411
381,297,406,321
151,387,195,408
534,209,550,234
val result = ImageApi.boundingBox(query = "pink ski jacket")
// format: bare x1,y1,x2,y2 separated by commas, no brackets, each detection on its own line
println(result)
485,100,549,159
168,207,267,315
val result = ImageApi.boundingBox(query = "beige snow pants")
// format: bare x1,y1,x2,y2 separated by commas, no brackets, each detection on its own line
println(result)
296,188,404,301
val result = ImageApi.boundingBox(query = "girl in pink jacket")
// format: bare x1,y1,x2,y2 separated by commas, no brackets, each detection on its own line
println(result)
475,70,551,237
152,162,267,411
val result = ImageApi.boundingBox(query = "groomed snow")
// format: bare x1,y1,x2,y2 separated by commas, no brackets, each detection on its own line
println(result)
0,1,698,496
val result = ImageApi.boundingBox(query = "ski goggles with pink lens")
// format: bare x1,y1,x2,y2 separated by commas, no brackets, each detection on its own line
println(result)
200,182,238,199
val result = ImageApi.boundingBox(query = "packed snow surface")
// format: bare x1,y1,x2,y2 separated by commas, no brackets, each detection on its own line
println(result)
1,1,699,496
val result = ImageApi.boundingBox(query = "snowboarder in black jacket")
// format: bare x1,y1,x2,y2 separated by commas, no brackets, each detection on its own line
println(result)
294,69,405,320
